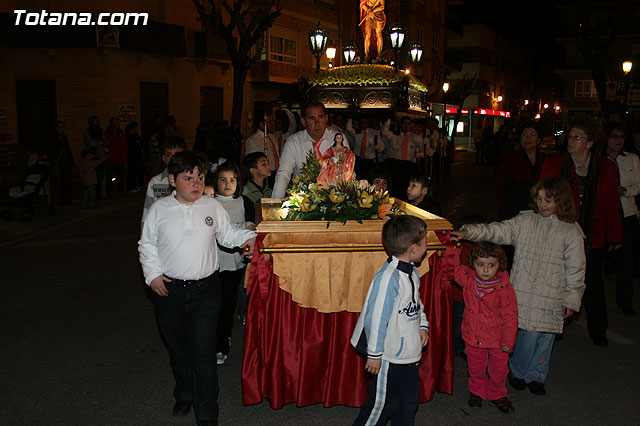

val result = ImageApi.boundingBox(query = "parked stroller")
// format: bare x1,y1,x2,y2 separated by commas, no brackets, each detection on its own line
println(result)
2,161,54,220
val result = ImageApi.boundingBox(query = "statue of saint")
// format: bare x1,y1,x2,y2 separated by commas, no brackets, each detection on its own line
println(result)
315,133,356,186
359,0,386,60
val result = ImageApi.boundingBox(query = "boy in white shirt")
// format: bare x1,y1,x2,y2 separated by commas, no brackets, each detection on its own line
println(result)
138,151,256,426
141,138,186,224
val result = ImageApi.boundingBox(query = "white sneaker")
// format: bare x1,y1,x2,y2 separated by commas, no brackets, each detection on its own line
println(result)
216,352,228,365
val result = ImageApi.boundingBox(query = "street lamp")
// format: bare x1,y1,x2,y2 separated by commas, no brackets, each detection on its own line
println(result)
409,41,423,63
442,82,449,135
343,41,356,64
389,24,406,71
326,40,336,68
497,95,503,102
622,60,633,124
308,22,328,73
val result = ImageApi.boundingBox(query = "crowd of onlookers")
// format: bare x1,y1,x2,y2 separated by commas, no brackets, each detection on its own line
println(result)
20,102,640,424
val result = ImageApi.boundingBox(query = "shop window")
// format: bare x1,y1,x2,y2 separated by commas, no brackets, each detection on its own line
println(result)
270,35,296,64
575,80,597,97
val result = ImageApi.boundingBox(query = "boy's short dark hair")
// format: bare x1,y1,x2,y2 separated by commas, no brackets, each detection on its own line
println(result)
366,167,388,183
408,173,430,188
162,136,187,153
168,151,209,178
214,161,243,198
382,215,427,256
468,241,507,271
243,151,268,171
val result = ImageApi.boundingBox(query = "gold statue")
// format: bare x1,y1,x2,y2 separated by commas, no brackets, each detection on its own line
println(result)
359,0,386,60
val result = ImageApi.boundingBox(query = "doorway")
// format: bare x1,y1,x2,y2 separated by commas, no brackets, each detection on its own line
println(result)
15,80,57,152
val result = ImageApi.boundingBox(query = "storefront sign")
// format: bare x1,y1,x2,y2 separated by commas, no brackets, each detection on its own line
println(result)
118,105,136,122
445,106,510,117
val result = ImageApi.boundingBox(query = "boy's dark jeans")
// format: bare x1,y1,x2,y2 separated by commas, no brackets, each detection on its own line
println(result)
154,273,222,422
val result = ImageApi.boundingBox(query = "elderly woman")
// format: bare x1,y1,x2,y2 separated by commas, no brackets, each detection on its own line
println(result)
495,121,547,220
539,116,622,347
603,126,640,316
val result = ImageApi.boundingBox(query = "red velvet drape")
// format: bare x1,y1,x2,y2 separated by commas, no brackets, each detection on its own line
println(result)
241,232,455,408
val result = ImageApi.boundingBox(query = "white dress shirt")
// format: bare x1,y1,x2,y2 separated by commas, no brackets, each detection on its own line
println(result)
272,128,337,198
245,129,280,171
215,195,251,272
615,151,640,217
273,108,297,152
141,169,170,225
138,192,256,284
382,125,422,162
346,120,383,160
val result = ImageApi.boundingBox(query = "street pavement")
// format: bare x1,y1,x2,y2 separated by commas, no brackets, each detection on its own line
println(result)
1,149,639,426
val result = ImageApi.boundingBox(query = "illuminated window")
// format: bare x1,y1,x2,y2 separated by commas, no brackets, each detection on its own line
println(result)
575,79,597,97
270,35,296,64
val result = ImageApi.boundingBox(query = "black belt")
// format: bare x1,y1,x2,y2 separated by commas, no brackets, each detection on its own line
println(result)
165,273,215,288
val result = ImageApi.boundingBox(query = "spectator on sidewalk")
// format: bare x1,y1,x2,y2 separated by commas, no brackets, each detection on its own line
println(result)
539,116,622,347
603,125,640,316
495,121,547,221
83,115,108,198
49,120,75,205
104,117,128,196
79,149,108,209
126,121,144,192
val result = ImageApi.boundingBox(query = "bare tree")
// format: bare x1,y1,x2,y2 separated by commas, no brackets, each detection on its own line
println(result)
193,0,283,125
444,72,477,145
559,0,630,120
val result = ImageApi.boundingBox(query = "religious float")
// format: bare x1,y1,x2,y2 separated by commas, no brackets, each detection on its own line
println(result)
301,64,429,115
241,148,455,408
241,0,452,408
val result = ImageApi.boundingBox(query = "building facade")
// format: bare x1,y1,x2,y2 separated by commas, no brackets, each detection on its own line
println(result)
1,0,448,161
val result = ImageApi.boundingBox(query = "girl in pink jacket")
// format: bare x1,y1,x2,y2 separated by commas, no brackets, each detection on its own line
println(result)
454,242,518,413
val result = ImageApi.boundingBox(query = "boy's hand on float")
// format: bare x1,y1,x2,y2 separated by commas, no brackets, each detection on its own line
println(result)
365,358,382,375
241,237,257,257
420,330,429,347
150,275,172,296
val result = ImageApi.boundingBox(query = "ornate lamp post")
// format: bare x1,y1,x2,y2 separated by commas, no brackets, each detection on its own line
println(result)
409,41,423,64
623,60,633,124
326,40,336,68
343,41,357,64
308,22,328,73
388,24,406,72
442,82,449,134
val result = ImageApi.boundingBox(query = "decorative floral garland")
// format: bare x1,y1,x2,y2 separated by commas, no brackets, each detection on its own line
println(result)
306,64,429,93
281,151,400,223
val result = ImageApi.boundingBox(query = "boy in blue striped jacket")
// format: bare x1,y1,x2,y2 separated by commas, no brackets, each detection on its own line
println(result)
351,215,430,426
